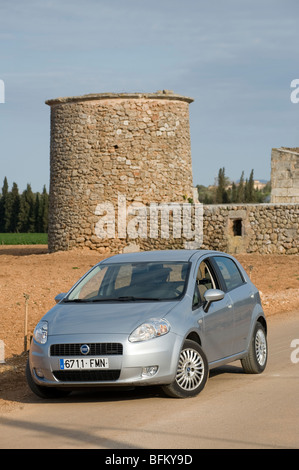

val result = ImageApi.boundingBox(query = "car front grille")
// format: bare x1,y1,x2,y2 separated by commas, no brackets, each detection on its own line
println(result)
53,370,121,382
50,343,123,357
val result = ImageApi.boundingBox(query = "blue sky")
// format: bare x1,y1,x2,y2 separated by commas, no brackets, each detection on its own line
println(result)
1,0,298,192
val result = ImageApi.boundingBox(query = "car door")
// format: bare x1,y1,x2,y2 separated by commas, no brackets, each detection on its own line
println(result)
211,256,254,355
193,259,234,363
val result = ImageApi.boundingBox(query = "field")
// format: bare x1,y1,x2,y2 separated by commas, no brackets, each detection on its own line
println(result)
0,233,48,245
0,245,298,413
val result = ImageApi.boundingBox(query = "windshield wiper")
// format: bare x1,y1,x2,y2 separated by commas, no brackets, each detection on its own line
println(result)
63,296,163,303
91,296,162,302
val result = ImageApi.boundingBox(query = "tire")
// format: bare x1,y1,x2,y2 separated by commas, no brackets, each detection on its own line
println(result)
26,359,71,399
162,340,208,398
241,321,268,374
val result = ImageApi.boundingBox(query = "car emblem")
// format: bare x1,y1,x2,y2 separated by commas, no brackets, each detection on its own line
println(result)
80,344,90,355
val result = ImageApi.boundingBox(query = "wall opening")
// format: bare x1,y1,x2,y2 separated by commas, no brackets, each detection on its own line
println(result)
232,219,242,236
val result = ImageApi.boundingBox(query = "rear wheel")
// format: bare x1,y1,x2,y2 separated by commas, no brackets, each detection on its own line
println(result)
162,340,208,398
26,359,71,399
241,321,267,374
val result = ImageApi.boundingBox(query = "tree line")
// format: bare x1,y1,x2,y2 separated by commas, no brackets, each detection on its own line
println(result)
0,169,270,232
0,177,48,233
197,168,271,204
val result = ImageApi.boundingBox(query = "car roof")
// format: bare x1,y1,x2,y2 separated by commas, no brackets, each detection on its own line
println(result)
100,249,213,264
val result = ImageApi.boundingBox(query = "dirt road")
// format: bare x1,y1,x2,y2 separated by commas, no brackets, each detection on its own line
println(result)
0,311,298,449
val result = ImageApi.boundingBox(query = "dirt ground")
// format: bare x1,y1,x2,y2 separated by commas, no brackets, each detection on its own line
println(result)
0,245,298,414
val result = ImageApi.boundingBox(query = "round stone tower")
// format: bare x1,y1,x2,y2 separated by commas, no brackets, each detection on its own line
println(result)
46,91,195,252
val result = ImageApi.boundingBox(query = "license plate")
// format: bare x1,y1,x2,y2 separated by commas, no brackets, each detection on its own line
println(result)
59,358,109,370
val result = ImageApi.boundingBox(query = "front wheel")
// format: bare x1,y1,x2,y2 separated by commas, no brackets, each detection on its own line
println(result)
241,321,268,374
162,340,208,398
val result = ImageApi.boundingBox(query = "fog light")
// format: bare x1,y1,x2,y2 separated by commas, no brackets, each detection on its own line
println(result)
34,368,44,378
142,366,158,377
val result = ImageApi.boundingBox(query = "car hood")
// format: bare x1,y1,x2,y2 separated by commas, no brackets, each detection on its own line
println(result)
46,301,178,336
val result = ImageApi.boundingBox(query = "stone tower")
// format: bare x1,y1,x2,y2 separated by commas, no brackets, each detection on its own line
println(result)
46,91,195,252
271,147,299,203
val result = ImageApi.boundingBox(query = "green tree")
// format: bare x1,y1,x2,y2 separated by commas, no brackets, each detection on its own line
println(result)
236,171,245,203
0,177,9,232
197,184,215,204
244,169,255,203
0,178,49,233
231,182,238,203
216,167,229,203
7,182,21,232
19,184,36,232
34,192,41,232
40,185,49,232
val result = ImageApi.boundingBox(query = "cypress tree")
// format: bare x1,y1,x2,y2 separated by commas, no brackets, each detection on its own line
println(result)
247,169,255,202
9,182,21,232
216,167,228,203
40,185,49,232
19,184,35,232
0,177,9,232
237,171,245,203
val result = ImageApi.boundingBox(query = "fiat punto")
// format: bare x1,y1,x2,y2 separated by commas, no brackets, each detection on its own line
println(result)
27,250,268,399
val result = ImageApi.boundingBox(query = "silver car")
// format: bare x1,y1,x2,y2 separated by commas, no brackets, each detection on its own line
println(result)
27,250,268,399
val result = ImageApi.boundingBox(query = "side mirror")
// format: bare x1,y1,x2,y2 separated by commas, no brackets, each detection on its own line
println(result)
55,293,67,304
203,289,225,313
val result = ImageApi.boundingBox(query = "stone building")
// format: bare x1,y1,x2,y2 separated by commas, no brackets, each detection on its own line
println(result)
46,91,195,253
271,147,299,203
46,92,299,255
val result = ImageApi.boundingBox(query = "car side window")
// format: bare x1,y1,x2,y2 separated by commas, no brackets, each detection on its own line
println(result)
213,256,244,291
193,260,217,308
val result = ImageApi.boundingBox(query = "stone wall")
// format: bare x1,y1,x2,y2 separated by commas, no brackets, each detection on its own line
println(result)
271,147,299,203
46,91,195,253
91,202,297,255
202,203,299,254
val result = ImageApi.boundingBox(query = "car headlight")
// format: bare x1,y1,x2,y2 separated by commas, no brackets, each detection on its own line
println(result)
129,319,170,343
33,321,48,344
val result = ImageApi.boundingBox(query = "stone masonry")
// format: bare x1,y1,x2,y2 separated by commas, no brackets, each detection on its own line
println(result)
46,91,195,253
271,147,299,203
202,203,299,255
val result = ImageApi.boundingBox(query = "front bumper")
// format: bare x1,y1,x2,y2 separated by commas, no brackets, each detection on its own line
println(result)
29,332,182,388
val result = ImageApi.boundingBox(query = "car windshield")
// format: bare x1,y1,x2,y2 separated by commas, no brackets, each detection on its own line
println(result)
65,261,191,302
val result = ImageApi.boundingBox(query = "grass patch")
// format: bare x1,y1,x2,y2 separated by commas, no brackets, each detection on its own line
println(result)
0,233,48,245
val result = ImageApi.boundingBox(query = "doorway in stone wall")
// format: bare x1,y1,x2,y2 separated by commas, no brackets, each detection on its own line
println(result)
232,218,242,236
227,210,248,254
